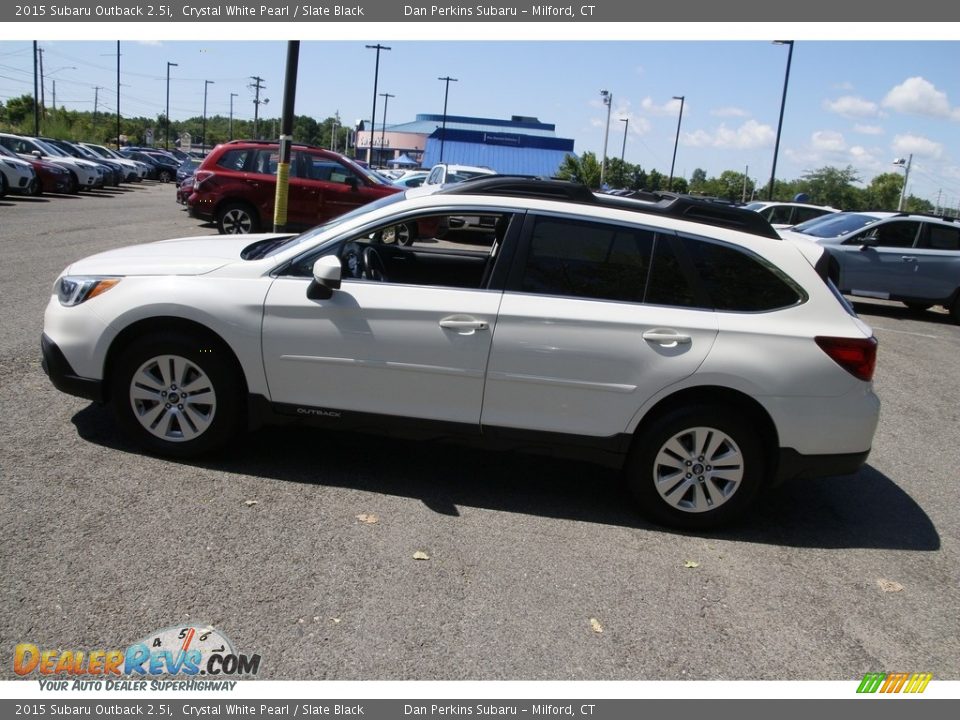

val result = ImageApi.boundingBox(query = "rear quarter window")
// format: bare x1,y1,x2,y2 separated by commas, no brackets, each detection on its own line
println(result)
680,236,805,312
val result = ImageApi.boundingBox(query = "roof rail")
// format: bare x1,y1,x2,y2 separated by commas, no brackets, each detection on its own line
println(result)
438,176,780,239
892,211,959,223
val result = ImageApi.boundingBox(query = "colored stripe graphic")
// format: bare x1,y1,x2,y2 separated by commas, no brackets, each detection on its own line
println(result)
857,672,932,694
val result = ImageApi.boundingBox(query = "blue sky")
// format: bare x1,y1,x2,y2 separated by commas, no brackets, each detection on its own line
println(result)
2,38,958,206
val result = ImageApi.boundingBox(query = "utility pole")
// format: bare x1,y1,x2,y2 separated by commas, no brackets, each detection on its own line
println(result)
742,165,749,203
38,46,45,117
599,89,612,187
895,154,913,212
249,75,266,139
202,80,214,154
769,40,794,200
668,95,685,192
165,61,178,150
116,41,121,150
32,42,39,135
93,86,102,124
365,44,391,166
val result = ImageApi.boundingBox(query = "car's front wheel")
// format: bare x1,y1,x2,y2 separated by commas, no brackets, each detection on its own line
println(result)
158,169,173,183
217,202,259,234
625,406,764,530
111,332,243,458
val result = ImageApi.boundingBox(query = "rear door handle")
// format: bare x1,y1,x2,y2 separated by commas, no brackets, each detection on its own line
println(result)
642,329,692,346
901,256,918,262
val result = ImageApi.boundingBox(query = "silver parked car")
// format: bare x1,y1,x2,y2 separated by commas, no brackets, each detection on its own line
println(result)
780,211,960,322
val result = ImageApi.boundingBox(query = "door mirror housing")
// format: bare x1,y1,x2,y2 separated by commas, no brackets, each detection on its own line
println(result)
307,255,342,300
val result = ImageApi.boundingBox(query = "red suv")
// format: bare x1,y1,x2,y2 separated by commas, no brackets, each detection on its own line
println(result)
188,140,402,234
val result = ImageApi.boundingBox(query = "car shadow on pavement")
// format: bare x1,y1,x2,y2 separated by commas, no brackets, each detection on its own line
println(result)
71,405,939,551
852,300,954,326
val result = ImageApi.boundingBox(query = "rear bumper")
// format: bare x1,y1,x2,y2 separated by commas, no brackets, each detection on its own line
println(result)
774,447,871,484
41,333,104,403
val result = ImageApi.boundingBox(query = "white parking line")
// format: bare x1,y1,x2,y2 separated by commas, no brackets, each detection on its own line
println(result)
871,326,941,339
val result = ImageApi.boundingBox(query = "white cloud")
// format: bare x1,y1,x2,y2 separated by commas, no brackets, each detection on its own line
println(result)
812,130,846,152
640,96,683,117
853,124,884,136
892,133,944,159
683,120,774,150
882,77,954,119
710,106,748,118
823,95,878,118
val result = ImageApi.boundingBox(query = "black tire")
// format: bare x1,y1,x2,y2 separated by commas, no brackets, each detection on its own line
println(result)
66,171,80,195
217,202,260,234
0,171,8,198
110,331,244,459
903,301,932,313
158,169,173,183
950,295,960,325
625,406,765,530
30,179,43,196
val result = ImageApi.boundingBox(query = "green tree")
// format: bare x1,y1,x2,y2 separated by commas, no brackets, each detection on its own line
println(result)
4,94,36,126
689,168,708,192
556,152,602,188
865,172,904,211
800,166,864,209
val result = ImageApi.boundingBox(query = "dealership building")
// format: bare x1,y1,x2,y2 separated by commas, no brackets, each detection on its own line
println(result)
355,113,575,176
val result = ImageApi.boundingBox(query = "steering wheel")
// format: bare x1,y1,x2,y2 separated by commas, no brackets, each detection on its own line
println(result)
342,242,364,279
362,246,388,282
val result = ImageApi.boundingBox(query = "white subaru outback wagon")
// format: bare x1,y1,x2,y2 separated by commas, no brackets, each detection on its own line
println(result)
42,178,880,529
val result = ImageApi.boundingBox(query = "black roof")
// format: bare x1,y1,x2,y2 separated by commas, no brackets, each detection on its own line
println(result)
438,176,780,239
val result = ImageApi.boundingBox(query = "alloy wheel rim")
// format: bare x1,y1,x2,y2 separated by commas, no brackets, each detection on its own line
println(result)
223,209,252,233
129,354,216,442
652,426,744,513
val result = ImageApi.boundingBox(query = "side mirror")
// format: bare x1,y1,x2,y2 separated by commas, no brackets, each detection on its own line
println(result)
345,175,359,191
307,255,342,300
32,150,43,158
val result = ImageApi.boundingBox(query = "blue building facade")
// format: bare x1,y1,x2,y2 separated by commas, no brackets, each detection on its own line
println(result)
387,114,574,176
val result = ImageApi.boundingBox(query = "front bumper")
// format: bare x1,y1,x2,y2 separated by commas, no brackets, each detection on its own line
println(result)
41,333,104,403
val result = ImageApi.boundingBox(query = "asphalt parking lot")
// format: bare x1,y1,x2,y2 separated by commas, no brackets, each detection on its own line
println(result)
1,183,958,682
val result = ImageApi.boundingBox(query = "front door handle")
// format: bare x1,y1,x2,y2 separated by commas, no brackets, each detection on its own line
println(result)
439,316,489,335
901,256,918,262
643,329,692,347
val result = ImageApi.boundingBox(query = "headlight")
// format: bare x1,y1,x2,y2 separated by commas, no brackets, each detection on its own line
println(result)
56,276,121,306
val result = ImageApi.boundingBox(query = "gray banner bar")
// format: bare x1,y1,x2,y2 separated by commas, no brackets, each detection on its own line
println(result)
2,699,959,719
1,0,957,23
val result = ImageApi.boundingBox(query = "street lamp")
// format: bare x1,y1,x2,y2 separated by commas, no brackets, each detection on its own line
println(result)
165,61,178,150
668,95,685,192
438,76,458,163
599,89,612,187
768,40,794,200
618,118,629,188
379,92,395,166
894,155,913,212
229,92,238,140
202,80,214,154
365,44,391,166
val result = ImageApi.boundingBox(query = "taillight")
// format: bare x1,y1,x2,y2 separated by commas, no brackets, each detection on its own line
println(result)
815,336,878,382
193,170,214,189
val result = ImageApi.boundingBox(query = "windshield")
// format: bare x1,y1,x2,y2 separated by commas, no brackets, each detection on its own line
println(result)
0,145,21,159
83,144,111,158
34,139,67,157
792,213,881,238
340,156,391,186
248,191,410,260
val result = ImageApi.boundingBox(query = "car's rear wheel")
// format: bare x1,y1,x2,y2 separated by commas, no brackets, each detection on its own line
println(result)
111,332,243,458
158,169,173,183
903,301,932,313
217,202,259,234
625,406,764,530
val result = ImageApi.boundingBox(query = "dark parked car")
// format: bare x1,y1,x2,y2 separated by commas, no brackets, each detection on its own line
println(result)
118,149,178,182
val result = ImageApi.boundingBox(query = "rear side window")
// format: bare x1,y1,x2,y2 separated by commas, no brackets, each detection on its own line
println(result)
216,149,250,172
680,236,803,311
520,217,655,303
924,224,960,251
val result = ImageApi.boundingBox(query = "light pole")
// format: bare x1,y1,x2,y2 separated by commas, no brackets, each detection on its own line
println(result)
365,44,391,166
202,80,214,154
599,89,612,187
229,92,238,140
165,61,178,150
618,118,629,188
768,40,794,200
894,155,913,212
438,76,458,163
379,92,394,166
668,95,685,192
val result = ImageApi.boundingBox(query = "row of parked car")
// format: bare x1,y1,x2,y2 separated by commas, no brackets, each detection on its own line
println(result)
0,131,195,198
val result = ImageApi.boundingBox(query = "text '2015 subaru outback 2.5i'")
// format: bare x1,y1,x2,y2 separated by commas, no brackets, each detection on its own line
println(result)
42,177,880,529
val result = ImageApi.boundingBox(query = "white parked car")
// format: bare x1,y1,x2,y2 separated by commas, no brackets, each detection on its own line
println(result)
0,149,38,196
424,163,496,186
743,201,840,229
82,143,151,181
42,179,880,529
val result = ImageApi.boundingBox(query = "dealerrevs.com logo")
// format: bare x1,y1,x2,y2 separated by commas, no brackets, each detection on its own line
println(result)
857,673,933,694
14,625,260,691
